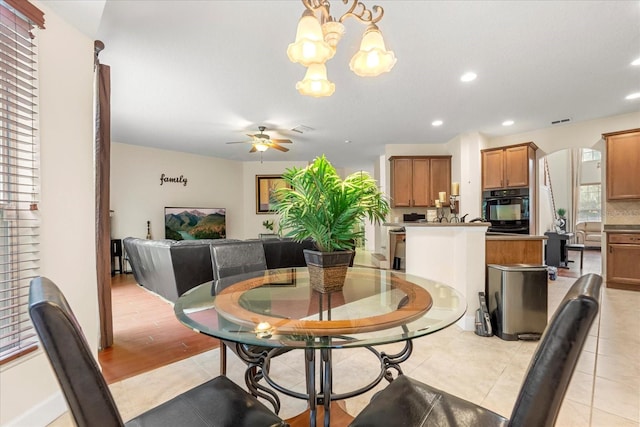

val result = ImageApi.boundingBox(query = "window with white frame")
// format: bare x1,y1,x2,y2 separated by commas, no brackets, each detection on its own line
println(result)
578,184,601,222
0,0,43,364
581,148,601,162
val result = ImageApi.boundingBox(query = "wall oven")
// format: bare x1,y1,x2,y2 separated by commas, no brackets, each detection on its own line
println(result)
482,188,530,234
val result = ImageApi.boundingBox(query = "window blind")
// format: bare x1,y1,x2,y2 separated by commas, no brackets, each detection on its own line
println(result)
0,1,41,363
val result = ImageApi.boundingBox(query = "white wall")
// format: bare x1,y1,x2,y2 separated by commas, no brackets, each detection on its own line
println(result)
110,143,245,240
448,132,485,220
546,150,571,219
1,3,97,425
488,112,640,154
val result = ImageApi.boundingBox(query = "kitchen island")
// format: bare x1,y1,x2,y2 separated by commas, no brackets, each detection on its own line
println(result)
384,222,490,330
486,232,547,265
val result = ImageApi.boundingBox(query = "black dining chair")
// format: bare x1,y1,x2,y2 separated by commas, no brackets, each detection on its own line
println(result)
29,276,287,427
349,273,602,427
210,240,270,376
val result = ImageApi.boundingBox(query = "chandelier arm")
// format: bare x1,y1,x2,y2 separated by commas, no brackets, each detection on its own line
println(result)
338,1,384,24
302,0,331,22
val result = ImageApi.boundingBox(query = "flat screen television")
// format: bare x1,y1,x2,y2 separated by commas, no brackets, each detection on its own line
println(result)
164,207,226,240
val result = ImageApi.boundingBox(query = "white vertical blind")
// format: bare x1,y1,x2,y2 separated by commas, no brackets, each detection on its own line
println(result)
0,1,40,363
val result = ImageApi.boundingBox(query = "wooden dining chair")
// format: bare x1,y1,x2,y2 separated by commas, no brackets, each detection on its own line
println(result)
349,273,602,427
29,277,287,427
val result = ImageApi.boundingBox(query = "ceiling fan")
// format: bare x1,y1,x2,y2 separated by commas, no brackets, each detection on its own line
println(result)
226,126,293,153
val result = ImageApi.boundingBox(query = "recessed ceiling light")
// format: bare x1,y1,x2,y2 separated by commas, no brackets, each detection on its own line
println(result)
432,120,443,126
625,92,640,100
502,120,514,126
344,139,352,144
460,72,477,82
632,57,640,66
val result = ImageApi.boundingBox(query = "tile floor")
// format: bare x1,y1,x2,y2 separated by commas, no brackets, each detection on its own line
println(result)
50,251,640,427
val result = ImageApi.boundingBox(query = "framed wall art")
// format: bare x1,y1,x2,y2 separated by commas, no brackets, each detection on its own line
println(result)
256,175,289,213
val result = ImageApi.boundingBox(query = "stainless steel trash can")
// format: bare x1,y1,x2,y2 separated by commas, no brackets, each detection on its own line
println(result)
486,264,548,341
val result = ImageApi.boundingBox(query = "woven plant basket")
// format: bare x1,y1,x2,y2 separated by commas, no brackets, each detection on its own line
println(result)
303,249,353,293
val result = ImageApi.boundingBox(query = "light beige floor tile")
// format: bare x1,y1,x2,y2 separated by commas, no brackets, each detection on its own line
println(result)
595,352,640,389
590,407,640,427
597,335,640,359
593,376,640,422
564,370,596,406
555,400,593,427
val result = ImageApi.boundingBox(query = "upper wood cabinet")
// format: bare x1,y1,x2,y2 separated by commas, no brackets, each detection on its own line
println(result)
389,156,451,207
604,128,640,201
481,142,537,190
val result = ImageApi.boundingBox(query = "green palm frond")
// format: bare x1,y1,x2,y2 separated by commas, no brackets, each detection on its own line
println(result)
273,155,390,252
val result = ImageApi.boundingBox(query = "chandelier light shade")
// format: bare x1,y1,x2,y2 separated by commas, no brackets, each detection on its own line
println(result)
349,24,397,76
287,10,335,67
288,0,396,96
296,63,335,97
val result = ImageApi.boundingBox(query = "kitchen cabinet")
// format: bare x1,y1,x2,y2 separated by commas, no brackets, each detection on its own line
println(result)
389,156,451,207
604,128,640,201
481,142,537,190
606,232,640,291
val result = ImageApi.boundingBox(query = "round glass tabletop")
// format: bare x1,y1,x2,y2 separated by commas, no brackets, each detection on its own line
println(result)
174,267,466,349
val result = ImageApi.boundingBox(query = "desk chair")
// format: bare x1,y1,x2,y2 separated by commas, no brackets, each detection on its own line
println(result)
28,277,286,427
350,273,602,427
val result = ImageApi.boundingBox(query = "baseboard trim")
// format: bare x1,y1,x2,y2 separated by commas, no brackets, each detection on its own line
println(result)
4,392,66,427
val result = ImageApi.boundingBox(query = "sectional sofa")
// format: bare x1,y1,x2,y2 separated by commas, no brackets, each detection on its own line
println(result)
123,237,315,302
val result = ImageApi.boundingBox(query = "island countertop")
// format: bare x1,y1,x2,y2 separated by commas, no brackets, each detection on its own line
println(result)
603,224,640,233
384,222,491,228
485,232,548,241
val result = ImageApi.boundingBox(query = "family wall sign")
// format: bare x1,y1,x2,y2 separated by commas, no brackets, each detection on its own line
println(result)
160,173,188,186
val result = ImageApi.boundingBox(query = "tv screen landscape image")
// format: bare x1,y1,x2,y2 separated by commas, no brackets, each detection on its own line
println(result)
164,207,226,240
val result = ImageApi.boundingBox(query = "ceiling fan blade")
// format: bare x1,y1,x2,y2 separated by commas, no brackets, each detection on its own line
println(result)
226,141,250,144
271,138,292,144
249,146,257,153
270,143,289,152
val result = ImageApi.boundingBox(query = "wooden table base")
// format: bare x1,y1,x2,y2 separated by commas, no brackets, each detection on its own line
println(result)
286,401,354,427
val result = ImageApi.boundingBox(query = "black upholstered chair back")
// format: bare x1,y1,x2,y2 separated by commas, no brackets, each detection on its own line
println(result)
28,277,124,427
210,240,267,280
508,273,601,427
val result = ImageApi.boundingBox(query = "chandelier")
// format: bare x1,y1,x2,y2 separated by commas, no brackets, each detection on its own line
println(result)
287,0,397,97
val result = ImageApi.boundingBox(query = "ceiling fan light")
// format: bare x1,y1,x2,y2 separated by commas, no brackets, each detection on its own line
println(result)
349,24,397,77
296,63,335,97
287,10,334,66
254,142,269,152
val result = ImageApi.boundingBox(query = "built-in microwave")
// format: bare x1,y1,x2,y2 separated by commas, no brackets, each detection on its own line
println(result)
482,188,530,234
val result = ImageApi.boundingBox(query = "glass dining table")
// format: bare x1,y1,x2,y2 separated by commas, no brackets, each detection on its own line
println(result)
174,267,466,427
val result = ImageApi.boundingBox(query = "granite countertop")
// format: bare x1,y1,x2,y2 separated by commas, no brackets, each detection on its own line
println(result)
486,232,548,240
384,222,491,227
603,224,640,233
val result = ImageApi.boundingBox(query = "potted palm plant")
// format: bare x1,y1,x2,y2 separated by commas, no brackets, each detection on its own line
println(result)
273,155,390,293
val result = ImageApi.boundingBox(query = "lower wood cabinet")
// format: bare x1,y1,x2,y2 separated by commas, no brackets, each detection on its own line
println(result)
606,232,640,291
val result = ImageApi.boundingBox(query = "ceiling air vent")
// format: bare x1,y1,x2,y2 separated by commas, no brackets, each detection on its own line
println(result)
551,118,572,125
291,125,314,134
